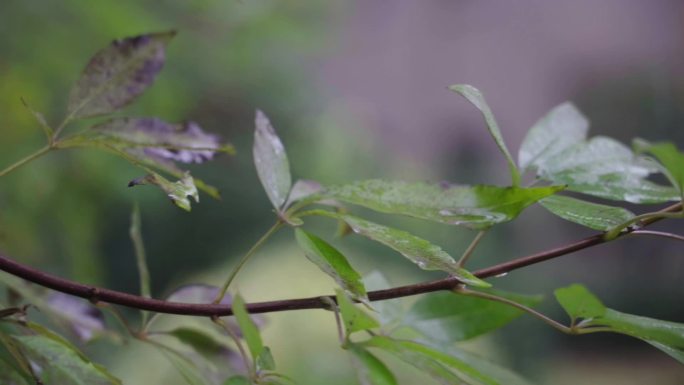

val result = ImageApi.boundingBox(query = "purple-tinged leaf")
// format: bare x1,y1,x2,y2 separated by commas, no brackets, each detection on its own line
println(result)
67,31,175,119
46,293,105,342
92,117,234,164
128,172,199,211
254,110,292,210
166,284,233,306
284,179,323,209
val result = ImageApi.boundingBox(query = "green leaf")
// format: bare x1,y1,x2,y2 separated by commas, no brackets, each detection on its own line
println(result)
68,31,175,119
13,324,121,384
224,376,252,385
336,289,379,335
405,290,543,342
0,356,31,385
430,344,533,385
634,139,684,197
254,110,292,210
128,172,199,211
361,336,498,385
129,204,151,299
322,180,563,230
589,309,684,349
295,229,367,300
159,347,211,385
348,344,397,385
21,97,53,140
336,214,490,288
539,195,635,231
232,294,264,361
554,284,605,322
256,346,276,372
518,104,679,203
449,84,521,186
167,327,233,361
647,341,684,364
363,271,404,329
518,102,588,172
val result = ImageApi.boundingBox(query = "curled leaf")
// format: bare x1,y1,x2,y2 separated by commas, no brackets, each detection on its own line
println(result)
128,172,199,211
68,31,175,119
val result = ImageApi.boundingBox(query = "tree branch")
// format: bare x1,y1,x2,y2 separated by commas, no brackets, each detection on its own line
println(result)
0,202,680,317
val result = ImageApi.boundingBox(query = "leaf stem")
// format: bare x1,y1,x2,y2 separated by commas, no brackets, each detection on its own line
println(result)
321,296,345,344
455,287,572,334
0,145,52,178
212,316,253,377
604,209,684,240
457,230,487,268
213,221,284,304
630,230,684,243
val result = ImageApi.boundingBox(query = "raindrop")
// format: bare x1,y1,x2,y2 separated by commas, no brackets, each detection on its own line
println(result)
494,272,508,278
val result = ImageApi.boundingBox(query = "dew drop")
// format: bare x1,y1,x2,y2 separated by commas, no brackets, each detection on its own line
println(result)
494,272,508,278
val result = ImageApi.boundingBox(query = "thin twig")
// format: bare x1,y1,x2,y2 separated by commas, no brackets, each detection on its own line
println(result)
0,202,680,317
457,230,487,267
213,221,284,304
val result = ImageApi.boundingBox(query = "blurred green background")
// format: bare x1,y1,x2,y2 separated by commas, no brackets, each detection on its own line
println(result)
1,1,683,384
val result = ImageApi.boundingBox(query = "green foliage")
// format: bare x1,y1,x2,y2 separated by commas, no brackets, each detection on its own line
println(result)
322,180,563,230
539,195,635,231
449,84,521,186
1,29,683,385
554,284,606,323
405,290,543,342
295,229,368,301
336,290,380,335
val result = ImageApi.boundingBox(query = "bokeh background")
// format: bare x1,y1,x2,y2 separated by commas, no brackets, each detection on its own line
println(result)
1,1,683,384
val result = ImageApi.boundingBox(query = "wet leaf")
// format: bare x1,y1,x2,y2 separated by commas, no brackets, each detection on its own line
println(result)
68,31,175,119
91,117,233,163
539,195,635,231
254,110,291,210
518,102,588,172
336,214,490,288
46,293,105,342
450,84,520,186
519,103,678,203
295,229,367,301
405,290,543,342
336,289,379,335
348,344,397,385
128,172,198,211
322,180,563,230
554,284,605,323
